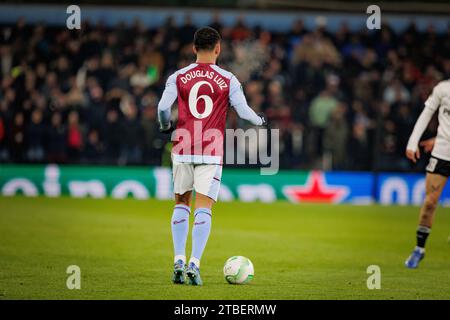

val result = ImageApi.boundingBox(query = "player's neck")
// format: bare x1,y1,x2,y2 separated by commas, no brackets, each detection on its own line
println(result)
196,53,217,65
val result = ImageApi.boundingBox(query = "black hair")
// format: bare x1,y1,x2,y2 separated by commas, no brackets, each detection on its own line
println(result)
193,26,221,51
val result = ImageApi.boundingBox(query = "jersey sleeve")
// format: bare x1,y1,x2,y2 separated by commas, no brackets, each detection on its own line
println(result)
229,75,263,126
406,83,442,152
157,72,178,129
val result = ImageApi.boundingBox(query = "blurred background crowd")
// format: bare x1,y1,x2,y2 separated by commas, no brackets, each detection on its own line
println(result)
0,15,449,170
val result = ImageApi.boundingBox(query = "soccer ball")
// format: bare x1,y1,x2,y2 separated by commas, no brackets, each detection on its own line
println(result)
223,256,254,284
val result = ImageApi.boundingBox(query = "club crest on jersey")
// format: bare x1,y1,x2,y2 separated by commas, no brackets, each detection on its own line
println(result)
444,108,450,116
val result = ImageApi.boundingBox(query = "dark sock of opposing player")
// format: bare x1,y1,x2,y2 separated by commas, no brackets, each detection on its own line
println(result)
171,204,191,263
416,225,431,249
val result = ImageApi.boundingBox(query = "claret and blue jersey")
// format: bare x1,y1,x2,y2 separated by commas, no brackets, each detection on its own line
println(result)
157,62,263,165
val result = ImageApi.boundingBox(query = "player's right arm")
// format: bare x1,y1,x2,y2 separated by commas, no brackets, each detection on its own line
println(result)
406,83,442,163
229,75,266,126
157,72,178,133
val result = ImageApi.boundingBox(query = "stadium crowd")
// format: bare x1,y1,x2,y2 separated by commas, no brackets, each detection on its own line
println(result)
0,15,449,170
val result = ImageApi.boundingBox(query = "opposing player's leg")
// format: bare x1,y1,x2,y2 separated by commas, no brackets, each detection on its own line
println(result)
405,171,448,268
171,162,194,283
186,164,222,286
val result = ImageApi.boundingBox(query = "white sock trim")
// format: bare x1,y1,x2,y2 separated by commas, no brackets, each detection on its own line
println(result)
415,246,425,253
417,225,431,233
174,255,186,264
189,257,200,268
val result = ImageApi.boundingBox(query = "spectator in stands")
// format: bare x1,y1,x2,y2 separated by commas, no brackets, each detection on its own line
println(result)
141,105,162,165
47,112,66,163
10,112,25,163
26,109,46,162
323,102,349,170
0,115,8,161
350,122,371,171
0,16,448,172
308,75,340,160
120,99,142,164
83,129,104,164
104,108,122,163
66,111,83,162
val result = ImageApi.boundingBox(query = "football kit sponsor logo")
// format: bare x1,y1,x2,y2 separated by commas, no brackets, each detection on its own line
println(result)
173,219,187,225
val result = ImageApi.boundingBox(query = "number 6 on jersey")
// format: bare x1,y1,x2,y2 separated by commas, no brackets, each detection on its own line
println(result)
189,81,214,119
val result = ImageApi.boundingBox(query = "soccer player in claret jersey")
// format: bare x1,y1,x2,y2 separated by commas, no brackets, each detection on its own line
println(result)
157,27,267,285
404,79,450,269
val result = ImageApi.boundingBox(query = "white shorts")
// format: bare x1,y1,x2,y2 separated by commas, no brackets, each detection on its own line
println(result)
172,161,223,201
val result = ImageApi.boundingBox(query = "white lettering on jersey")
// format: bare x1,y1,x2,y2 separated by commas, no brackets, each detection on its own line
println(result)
188,81,214,119
180,69,228,90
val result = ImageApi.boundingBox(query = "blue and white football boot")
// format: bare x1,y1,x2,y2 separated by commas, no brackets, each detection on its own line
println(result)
405,247,425,269
172,259,186,284
185,262,203,286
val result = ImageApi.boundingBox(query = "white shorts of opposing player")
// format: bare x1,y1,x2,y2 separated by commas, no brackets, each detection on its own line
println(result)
172,160,222,201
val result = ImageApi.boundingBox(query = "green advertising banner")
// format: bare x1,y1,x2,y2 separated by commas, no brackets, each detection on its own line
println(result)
0,164,377,204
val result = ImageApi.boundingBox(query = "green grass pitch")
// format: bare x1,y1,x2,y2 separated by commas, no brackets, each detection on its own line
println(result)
1,196,450,300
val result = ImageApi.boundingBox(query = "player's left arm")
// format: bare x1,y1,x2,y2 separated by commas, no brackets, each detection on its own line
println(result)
419,137,436,153
229,75,266,126
157,72,178,133
406,83,441,163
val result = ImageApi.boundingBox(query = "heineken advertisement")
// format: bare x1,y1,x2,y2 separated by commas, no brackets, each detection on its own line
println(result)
1,165,449,206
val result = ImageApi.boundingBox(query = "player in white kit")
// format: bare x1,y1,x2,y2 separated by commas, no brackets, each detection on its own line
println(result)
404,80,450,268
